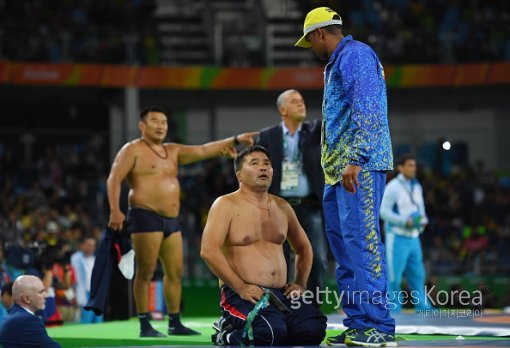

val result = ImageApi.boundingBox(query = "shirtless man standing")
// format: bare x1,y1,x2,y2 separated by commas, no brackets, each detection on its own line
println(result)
201,145,327,346
107,107,257,337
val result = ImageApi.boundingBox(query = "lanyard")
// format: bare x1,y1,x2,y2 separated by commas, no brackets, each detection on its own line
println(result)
241,291,270,346
398,176,419,209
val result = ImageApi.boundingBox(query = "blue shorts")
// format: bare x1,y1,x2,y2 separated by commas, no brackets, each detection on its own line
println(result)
219,286,326,346
125,208,181,239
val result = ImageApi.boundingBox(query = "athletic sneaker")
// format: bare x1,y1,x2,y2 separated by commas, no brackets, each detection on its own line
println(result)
346,328,397,347
211,317,234,345
326,328,358,345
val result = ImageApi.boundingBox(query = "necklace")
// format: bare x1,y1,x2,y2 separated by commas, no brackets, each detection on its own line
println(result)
141,138,168,159
240,191,271,212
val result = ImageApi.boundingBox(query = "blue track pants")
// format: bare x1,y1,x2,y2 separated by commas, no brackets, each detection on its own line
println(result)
323,171,395,334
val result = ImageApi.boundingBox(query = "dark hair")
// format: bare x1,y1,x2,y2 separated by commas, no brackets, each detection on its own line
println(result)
140,106,167,120
322,24,343,35
397,154,416,166
234,145,271,172
1,282,13,296
79,235,96,244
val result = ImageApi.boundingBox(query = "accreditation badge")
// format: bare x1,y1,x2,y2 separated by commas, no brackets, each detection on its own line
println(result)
281,162,300,191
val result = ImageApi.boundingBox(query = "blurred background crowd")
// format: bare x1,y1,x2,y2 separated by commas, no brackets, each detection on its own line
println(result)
0,0,508,66
1,0,509,323
1,134,509,320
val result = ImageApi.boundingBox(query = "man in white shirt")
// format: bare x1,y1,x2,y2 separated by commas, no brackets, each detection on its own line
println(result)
71,237,103,323
380,155,432,313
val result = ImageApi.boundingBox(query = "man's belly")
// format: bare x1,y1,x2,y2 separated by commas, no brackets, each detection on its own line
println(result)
128,181,180,217
230,248,287,288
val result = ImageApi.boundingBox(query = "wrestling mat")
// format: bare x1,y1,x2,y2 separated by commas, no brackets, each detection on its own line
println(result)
47,311,510,347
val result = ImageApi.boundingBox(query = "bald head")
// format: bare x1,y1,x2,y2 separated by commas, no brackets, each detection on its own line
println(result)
12,275,47,312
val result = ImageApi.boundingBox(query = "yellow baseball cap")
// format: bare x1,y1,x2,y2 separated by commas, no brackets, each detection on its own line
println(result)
295,7,343,48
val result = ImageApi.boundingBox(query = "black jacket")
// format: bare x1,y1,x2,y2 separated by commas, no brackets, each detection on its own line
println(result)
258,120,324,202
84,227,132,316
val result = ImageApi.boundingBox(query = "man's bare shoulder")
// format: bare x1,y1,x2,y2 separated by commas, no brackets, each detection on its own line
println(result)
212,192,239,207
121,138,143,149
270,194,292,211
164,142,182,149
208,193,238,220
116,139,143,156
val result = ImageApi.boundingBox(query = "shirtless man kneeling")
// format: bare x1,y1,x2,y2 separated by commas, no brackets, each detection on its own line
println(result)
201,145,327,346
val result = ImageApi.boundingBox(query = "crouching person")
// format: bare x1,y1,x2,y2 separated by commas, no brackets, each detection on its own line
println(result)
201,145,327,346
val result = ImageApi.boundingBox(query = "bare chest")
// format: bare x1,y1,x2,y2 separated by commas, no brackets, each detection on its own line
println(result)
133,148,178,176
229,208,287,246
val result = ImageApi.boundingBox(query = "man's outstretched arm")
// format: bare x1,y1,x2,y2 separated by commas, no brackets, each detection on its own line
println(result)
177,131,258,165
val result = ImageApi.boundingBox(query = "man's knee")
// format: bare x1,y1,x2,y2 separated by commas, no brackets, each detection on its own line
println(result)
287,317,327,345
303,318,327,345
164,267,183,282
135,265,156,281
253,316,287,346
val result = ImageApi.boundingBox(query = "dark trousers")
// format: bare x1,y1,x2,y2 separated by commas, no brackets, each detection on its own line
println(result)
283,201,328,302
220,286,326,346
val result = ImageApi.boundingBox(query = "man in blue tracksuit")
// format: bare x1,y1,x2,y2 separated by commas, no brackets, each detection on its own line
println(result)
380,155,432,313
296,7,396,347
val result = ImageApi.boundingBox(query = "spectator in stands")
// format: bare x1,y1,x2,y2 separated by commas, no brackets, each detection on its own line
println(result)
71,236,103,323
0,242,11,287
460,222,489,269
0,281,14,320
1,0,509,64
46,222,77,323
0,275,61,348
1,281,13,309
106,106,257,337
